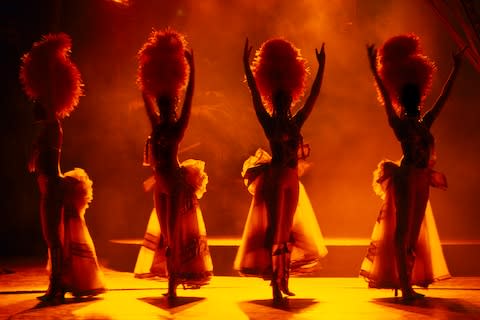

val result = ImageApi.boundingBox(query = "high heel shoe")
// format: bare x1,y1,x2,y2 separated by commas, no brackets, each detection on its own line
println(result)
271,275,284,303
401,288,424,302
37,287,65,304
37,248,65,304
279,243,295,296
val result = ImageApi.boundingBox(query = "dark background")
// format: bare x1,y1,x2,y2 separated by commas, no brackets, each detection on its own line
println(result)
1,0,479,265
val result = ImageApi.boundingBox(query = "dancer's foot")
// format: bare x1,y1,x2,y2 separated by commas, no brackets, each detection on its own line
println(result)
38,248,64,304
164,276,177,300
284,290,295,297
163,292,177,300
281,286,296,297
272,283,284,304
280,279,295,297
166,285,177,300
402,289,424,301
37,288,65,304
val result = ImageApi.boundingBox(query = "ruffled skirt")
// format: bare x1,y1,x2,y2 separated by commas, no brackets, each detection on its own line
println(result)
134,160,213,287
360,160,450,289
47,168,106,297
62,215,106,296
234,149,327,279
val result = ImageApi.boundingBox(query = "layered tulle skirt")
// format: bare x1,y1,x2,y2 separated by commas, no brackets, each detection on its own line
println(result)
360,160,450,289
47,168,106,297
134,159,213,287
234,149,327,279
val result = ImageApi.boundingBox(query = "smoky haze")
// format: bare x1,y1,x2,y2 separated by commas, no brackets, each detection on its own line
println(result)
1,0,479,257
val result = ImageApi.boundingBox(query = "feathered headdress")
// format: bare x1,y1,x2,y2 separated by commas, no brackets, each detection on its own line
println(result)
19,33,83,118
377,34,436,113
252,38,308,114
137,28,189,98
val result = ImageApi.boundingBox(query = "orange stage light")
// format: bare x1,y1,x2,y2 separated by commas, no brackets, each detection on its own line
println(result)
110,0,129,6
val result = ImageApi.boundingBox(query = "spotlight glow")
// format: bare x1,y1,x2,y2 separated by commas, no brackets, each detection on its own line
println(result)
110,0,129,6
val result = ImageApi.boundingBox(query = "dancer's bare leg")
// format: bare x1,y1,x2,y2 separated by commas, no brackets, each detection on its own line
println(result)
38,177,65,303
395,173,424,301
268,168,298,300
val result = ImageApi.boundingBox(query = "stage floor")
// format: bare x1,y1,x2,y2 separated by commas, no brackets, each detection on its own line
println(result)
1,258,480,320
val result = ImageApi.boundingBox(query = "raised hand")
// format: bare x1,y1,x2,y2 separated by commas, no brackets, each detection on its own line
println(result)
423,45,465,128
243,38,253,68
179,48,194,132
453,46,466,69
142,91,153,104
366,44,378,73
315,43,325,67
242,37,270,124
295,43,326,128
185,48,194,66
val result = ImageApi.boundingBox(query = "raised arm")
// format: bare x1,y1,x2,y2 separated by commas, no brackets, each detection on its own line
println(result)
366,44,399,128
294,43,326,128
243,38,270,129
423,49,463,128
142,92,159,128
177,49,195,134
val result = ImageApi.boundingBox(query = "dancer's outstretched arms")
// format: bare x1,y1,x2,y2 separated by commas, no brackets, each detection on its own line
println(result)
142,92,159,128
294,43,326,128
423,49,463,128
243,38,270,129
367,44,399,129
178,49,195,135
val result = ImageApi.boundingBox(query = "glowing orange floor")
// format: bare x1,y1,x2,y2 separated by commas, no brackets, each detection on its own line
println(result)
1,259,480,320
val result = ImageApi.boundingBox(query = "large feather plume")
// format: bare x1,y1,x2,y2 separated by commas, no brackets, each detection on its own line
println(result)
19,33,83,118
137,29,189,98
252,38,308,114
377,34,436,112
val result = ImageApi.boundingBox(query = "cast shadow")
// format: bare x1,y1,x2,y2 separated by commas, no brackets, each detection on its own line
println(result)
33,295,104,309
138,296,205,313
239,298,318,319
373,296,480,319
9,296,106,320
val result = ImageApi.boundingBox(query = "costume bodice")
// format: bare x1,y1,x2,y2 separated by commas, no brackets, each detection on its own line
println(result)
395,118,435,168
266,118,303,168
30,119,62,175
145,122,181,171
